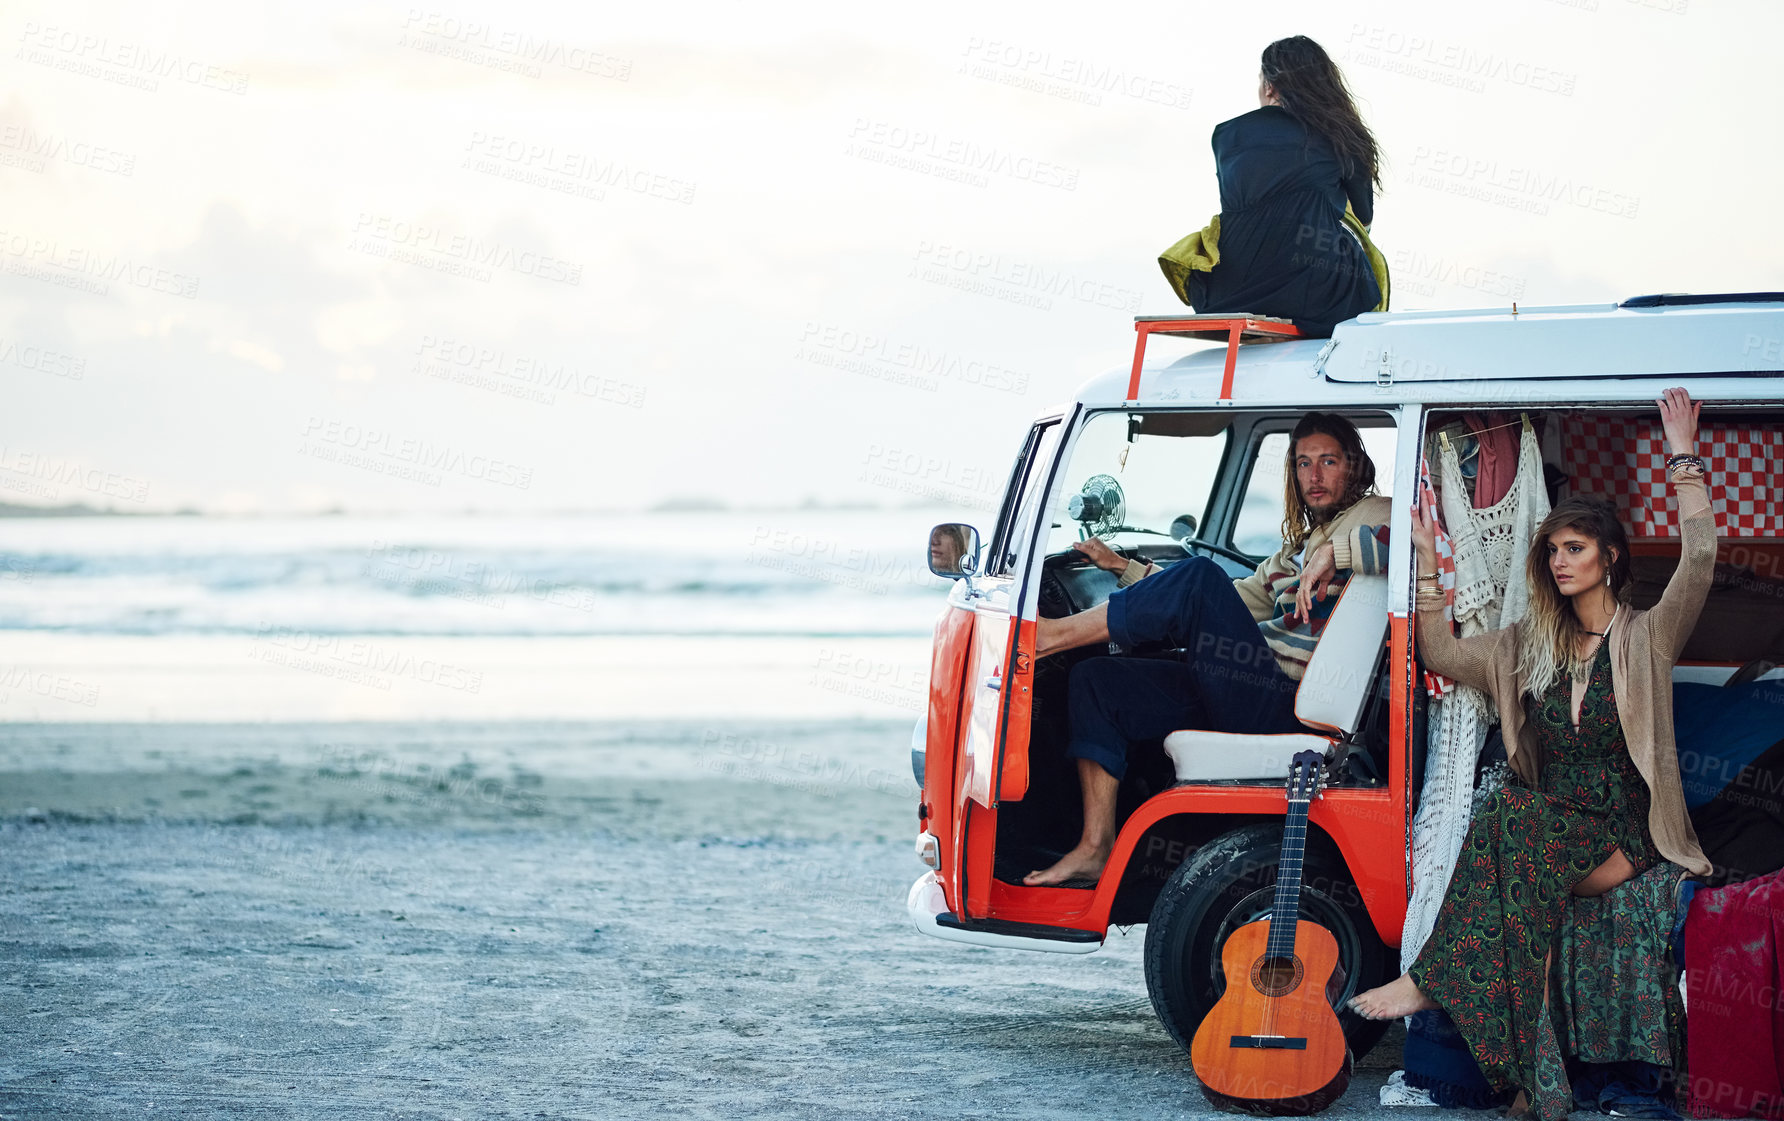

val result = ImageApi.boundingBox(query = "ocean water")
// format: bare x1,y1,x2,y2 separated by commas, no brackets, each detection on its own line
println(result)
0,510,962,722
0,510,956,638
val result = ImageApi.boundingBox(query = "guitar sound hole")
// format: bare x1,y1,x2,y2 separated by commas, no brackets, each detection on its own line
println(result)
1250,954,1305,997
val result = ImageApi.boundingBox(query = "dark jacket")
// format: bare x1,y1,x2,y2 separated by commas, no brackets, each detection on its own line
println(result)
1187,106,1380,338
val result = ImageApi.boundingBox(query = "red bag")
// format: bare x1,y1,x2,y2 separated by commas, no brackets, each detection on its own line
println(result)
1685,870,1784,1119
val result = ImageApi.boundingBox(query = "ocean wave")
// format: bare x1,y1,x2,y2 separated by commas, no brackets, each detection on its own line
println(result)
0,511,957,638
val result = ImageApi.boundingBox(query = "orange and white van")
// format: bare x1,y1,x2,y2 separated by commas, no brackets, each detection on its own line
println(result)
906,294,1784,1061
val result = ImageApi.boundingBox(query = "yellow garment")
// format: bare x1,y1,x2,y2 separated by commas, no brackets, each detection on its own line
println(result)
1155,205,1391,312
1157,215,1218,306
1343,204,1391,312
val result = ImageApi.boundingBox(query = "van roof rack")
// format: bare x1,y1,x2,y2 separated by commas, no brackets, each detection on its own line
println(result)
1128,314,1303,403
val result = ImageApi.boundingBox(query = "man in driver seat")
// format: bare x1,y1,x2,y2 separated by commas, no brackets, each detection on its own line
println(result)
1025,412,1390,887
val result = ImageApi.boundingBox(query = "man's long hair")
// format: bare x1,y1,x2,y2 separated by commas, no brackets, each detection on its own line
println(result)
1279,412,1378,555
1261,36,1381,189
1515,495,1634,700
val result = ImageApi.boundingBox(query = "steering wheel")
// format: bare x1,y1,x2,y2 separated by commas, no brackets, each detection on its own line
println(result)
1179,537,1259,567
1047,537,1258,572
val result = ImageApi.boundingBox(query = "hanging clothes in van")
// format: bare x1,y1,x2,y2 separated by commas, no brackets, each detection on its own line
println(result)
1402,415,1551,968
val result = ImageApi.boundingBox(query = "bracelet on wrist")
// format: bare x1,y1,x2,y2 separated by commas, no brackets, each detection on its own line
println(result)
1417,572,1440,582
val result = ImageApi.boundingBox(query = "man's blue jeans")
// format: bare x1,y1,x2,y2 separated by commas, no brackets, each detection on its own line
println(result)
1068,556,1303,780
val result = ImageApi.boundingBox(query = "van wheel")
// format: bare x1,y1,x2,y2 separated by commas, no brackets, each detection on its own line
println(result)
1142,823,1394,1062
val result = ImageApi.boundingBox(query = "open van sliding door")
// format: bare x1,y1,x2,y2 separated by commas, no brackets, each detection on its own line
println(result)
942,411,1072,920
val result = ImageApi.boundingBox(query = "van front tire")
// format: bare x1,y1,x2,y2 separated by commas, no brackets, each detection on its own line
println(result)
1142,822,1393,1062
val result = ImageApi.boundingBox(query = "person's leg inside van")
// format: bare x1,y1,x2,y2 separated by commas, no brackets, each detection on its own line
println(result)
1024,657,1205,886
1025,559,1303,886
1107,556,1302,736
1036,555,1261,658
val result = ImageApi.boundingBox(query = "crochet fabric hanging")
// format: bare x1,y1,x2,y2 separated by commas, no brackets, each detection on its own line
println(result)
1401,415,1550,970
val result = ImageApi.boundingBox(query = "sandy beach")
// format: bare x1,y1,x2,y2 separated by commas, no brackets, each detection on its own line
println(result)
1,718,1415,1120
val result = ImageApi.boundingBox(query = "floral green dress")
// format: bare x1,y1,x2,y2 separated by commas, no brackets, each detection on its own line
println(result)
1553,858,1686,1085
1409,635,1660,1121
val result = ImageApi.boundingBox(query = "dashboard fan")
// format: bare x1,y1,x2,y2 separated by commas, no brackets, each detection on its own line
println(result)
1067,475,1126,539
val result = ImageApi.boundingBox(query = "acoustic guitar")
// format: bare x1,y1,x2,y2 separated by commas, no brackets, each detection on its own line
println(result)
1189,749,1352,1115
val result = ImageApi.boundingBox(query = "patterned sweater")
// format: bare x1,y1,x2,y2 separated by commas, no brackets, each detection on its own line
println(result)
1125,494,1392,680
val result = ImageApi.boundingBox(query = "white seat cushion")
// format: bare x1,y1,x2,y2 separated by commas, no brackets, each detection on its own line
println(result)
1158,575,1386,783
1163,730,1336,782
1296,574,1389,734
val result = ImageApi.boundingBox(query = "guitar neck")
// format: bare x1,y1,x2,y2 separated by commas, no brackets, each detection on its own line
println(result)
1265,789,1313,960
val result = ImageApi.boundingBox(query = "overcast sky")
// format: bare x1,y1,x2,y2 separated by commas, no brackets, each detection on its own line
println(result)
6,0,1780,514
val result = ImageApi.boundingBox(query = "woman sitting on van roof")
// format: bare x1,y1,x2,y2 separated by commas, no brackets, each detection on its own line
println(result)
1161,37,1384,338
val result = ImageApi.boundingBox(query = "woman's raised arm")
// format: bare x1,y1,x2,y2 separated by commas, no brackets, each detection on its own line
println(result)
1648,389,1717,663
1410,499,1506,693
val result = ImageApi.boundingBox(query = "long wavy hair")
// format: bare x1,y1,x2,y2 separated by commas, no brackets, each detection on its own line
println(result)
1280,413,1378,555
1515,496,1634,700
1260,36,1382,189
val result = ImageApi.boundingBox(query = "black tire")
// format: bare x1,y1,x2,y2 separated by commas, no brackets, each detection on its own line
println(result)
1143,822,1394,1063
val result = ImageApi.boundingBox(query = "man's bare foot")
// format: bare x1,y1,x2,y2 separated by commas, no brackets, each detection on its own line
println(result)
1347,973,1437,1020
1023,842,1109,886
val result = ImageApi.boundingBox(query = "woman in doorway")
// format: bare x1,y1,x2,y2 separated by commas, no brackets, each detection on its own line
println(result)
1350,389,1716,1121
1170,36,1383,337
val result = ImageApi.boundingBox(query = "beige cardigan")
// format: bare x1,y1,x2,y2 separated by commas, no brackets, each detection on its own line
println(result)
1414,473,1717,877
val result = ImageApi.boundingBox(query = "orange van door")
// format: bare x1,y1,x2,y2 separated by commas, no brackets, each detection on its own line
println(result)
945,594,1011,917
961,602,1015,807
947,414,1068,917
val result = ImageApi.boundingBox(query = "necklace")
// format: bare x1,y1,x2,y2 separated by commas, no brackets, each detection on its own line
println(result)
1570,618,1611,679
1576,597,1617,640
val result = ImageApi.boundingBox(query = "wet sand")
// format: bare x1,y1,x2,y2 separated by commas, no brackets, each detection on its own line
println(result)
1,721,1414,1119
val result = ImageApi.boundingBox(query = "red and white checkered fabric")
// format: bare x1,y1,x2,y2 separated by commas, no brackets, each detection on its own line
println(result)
1562,417,1780,537
1419,453,1458,698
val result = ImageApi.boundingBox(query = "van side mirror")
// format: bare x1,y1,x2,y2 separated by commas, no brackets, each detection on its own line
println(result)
927,523,981,579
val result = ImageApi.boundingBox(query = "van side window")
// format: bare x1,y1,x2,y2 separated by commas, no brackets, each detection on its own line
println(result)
1231,424,1399,557
1232,432,1293,556
992,420,1064,576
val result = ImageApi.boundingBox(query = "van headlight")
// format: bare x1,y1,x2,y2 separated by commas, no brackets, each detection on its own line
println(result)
915,831,941,870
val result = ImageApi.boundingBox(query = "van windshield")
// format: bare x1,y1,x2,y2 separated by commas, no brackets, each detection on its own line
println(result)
1045,412,1229,556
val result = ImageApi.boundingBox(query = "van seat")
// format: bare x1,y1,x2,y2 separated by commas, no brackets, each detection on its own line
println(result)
1164,575,1390,783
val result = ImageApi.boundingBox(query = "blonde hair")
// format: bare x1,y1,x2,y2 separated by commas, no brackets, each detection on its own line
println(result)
1515,496,1633,701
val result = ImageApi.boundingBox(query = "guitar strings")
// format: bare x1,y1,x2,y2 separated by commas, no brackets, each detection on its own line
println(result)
1262,764,1311,1039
